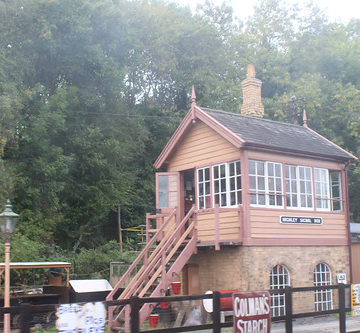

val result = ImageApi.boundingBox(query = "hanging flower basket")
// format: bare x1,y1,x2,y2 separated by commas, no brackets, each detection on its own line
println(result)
171,281,181,295
149,314,159,327
160,301,169,309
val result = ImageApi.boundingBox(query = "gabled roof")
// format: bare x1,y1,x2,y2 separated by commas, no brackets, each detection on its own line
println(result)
154,105,357,168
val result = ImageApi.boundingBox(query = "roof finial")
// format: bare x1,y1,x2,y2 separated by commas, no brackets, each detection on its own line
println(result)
191,85,196,105
303,108,308,128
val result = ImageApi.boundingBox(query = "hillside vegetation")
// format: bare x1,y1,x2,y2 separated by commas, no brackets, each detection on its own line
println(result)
1,0,360,278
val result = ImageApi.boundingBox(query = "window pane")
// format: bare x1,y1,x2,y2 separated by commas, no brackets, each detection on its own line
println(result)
268,164,274,176
214,166,219,179
268,178,275,191
250,176,256,190
199,184,204,196
249,160,256,174
230,193,235,206
221,193,227,206
258,194,265,205
159,175,167,191
220,178,225,189
229,163,234,176
299,167,304,178
237,191,242,204
205,182,210,195
159,192,168,208
250,194,256,204
237,176,241,188
258,176,265,190
220,165,226,177
275,164,281,177
257,162,265,175
205,168,209,180
214,180,219,193
236,162,241,174
230,178,235,191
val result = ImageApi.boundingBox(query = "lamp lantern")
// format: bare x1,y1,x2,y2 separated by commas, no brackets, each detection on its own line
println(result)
0,200,19,234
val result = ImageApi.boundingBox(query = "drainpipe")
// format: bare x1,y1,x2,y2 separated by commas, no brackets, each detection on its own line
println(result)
344,161,353,283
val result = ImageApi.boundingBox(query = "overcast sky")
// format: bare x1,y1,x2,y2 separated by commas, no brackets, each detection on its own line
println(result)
172,0,360,24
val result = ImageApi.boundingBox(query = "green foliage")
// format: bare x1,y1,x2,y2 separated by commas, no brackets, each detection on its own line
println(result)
1,0,360,267
67,241,136,279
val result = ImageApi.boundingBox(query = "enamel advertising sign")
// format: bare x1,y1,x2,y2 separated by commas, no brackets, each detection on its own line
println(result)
232,291,271,333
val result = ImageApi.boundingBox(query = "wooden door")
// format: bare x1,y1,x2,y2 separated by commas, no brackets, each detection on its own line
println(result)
156,172,180,213
183,264,200,295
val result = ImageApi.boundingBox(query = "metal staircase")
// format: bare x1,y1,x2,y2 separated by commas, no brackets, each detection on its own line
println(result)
107,207,197,332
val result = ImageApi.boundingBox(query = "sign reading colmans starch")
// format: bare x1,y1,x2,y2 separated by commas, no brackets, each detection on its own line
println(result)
232,291,271,333
280,216,322,225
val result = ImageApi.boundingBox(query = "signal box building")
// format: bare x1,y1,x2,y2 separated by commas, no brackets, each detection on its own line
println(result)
108,65,357,331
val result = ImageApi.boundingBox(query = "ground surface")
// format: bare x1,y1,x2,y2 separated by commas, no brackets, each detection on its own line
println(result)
219,315,360,332
270,315,360,332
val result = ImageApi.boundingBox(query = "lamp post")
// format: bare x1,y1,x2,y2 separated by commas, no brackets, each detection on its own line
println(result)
0,200,19,333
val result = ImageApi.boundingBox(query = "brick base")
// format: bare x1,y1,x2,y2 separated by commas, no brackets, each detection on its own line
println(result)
187,245,350,313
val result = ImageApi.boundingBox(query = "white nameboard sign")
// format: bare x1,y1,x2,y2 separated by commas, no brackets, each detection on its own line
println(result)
56,302,106,332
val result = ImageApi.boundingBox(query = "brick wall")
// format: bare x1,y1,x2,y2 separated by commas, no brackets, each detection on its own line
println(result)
240,64,264,118
188,245,350,313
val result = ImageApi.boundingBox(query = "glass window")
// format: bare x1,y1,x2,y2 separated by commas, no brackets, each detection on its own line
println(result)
197,161,241,209
285,165,313,209
314,263,333,311
213,161,242,208
197,167,211,209
213,163,227,207
229,161,242,206
158,175,168,208
314,168,330,210
270,265,290,317
249,160,283,207
330,171,342,211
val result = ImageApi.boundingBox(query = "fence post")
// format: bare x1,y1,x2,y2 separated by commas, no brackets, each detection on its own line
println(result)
338,283,346,333
130,296,140,333
285,286,293,333
212,291,221,333
20,303,32,333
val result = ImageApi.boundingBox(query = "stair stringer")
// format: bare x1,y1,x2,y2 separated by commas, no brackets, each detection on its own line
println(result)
139,234,198,325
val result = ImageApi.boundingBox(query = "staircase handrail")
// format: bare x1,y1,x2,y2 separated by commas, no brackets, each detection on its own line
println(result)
138,221,195,297
106,207,177,301
118,206,196,300
113,207,197,324
119,225,176,299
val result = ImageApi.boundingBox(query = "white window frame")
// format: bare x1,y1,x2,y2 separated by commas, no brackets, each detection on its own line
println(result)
314,168,342,212
314,168,330,211
212,160,241,208
330,171,342,211
197,167,211,209
285,165,313,210
270,265,290,317
314,263,333,311
249,160,283,208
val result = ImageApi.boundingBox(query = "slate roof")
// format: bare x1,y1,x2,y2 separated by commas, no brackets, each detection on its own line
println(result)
202,107,355,162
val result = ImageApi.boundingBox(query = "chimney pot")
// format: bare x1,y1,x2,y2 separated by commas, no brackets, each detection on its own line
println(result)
247,64,255,78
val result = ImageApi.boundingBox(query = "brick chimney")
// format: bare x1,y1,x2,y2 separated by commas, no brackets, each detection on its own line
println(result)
241,64,264,118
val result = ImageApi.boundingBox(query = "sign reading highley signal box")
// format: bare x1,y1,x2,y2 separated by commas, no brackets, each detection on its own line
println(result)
232,291,271,333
